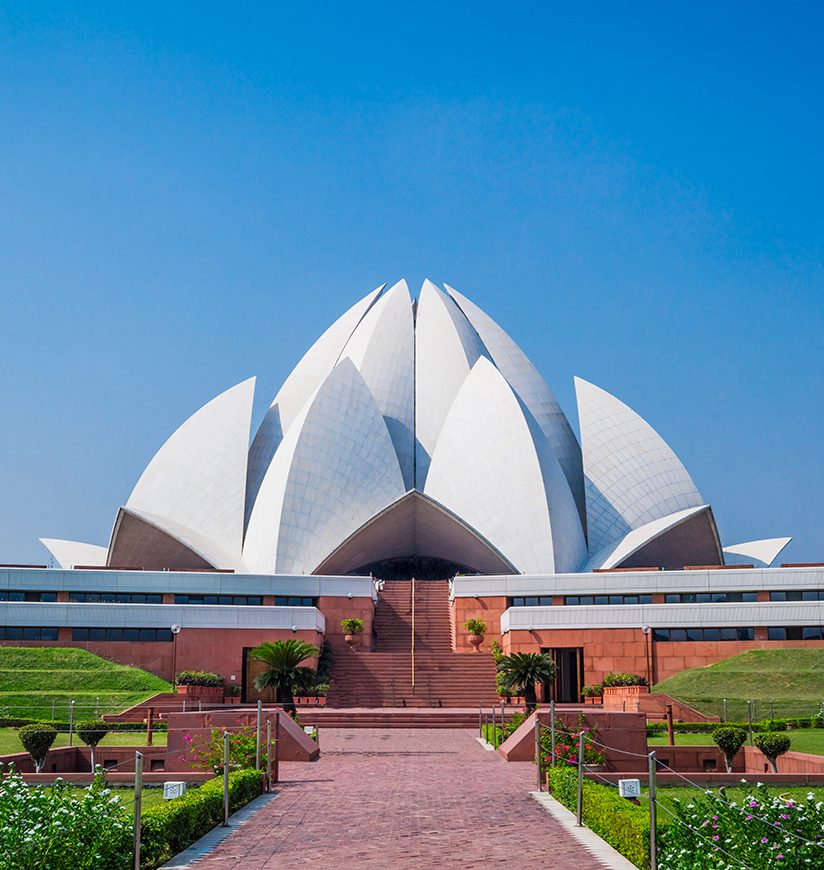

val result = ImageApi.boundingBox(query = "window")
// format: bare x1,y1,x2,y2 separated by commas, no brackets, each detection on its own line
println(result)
71,627,172,642
770,590,823,602
0,626,58,640
509,596,553,607
0,591,58,602
69,591,162,604
665,592,757,604
653,627,754,642
274,596,316,607
175,594,263,606
768,626,824,641
564,594,652,606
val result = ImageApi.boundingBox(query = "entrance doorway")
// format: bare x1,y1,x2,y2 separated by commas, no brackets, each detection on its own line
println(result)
542,648,584,703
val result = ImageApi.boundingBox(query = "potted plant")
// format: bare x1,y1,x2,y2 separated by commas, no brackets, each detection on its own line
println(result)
601,672,648,709
581,683,604,705
226,683,242,704
496,651,555,711
250,639,319,714
175,671,225,698
463,618,487,652
341,618,365,650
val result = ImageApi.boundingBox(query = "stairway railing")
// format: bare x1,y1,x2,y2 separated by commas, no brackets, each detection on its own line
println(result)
411,577,416,691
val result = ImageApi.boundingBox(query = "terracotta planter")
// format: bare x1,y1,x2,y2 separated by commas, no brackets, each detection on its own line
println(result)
176,684,223,697
345,633,359,650
468,633,483,652
584,695,602,705
603,684,649,712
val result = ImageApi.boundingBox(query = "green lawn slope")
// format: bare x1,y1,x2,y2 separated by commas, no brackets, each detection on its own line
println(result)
654,648,824,719
0,647,171,721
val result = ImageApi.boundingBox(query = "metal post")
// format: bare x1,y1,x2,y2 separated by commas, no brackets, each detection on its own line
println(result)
550,700,556,768
266,719,272,792
648,751,658,870
722,698,727,722
576,730,584,826
273,712,280,784
410,577,415,690
51,699,55,722
255,700,262,770
534,714,542,791
747,700,753,745
491,704,497,749
146,706,154,747
182,699,187,714
500,699,505,739
68,700,75,746
96,696,100,717
478,702,482,738
666,705,674,746
198,698,202,713
222,730,230,826
133,751,143,870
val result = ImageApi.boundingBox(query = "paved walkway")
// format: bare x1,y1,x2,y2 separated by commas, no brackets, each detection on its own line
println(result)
194,728,609,869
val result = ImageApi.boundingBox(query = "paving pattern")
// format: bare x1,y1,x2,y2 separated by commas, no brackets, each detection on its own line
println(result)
194,728,609,869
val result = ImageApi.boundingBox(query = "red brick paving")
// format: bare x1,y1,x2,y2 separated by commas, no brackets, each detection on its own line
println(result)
194,728,608,869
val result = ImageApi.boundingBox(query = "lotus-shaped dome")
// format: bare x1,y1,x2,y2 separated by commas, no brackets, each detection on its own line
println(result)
41,279,791,575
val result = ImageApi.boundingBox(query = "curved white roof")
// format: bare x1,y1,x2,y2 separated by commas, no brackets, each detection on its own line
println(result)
724,537,792,568
125,377,255,565
575,377,704,555
39,538,107,569
49,279,780,577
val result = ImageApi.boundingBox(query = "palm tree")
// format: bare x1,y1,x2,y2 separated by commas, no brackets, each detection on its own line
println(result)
496,652,555,711
250,640,319,714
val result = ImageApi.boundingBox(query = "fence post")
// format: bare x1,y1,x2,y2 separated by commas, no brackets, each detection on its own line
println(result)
550,699,556,768
648,751,658,870
478,702,482,738
133,751,143,870
491,704,497,749
255,699,262,770
51,699,55,722
222,730,230,826
666,704,674,746
146,706,154,746
576,730,584,827
273,712,280,785
722,698,727,722
96,696,100,717
747,700,753,745
68,700,75,746
534,713,542,791
266,719,272,792
182,699,187,714
198,698,202,713
500,699,505,737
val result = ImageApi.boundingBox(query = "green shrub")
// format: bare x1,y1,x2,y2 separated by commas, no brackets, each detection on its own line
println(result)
463,618,487,635
603,672,648,687
18,723,57,773
340,618,364,635
77,720,110,771
712,726,748,773
548,766,651,868
140,769,263,868
753,732,791,773
175,671,223,687
581,683,604,697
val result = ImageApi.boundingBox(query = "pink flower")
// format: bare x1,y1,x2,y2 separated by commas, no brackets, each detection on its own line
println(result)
183,734,192,743
712,835,719,841
761,837,768,844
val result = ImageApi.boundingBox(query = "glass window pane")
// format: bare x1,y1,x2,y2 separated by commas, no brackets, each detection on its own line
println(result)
686,628,702,642
89,627,106,641
653,629,668,642
124,628,139,641
802,590,818,602
670,629,687,642
742,592,757,602
72,628,87,641
703,627,721,641
524,596,539,607
580,596,594,606
42,628,58,641
248,596,262,606
768,627,785,640
720,628,736,641
7,626,22,640
639,595,653,604
770,591,787,601
139,628,155,641
802,627,822,640
664,594,679,603
565,597,578,606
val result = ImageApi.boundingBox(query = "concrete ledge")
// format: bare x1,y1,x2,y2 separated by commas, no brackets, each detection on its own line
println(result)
160,791,279,867
530,791,638,870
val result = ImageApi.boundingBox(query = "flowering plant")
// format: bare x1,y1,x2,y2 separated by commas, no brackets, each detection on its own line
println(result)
182,724,268,773
540,714,607,767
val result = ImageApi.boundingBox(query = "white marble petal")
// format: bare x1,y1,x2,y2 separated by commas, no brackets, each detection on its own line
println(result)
724,537,793,568
339,280,415,489
414,280,489,485
126,377,255,564
575,377,704,555
445,283,585,528
39,538,108,569
244,285,384,526
425,357,586,574
243,358,407,575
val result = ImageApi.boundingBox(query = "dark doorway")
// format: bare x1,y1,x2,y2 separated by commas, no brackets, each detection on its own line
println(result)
542,647,584,703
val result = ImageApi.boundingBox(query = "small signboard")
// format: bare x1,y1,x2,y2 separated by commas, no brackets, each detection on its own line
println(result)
303,725,315,734
618,778,641,799
163,781,186,800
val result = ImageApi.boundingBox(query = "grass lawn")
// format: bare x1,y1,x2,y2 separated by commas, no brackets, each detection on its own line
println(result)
639,784,824,816
654,648,824,720
648,728,824,755
0,726,167,755
0,647,171,721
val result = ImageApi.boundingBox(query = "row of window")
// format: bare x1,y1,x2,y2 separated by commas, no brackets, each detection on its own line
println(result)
653,627,755,642
0,626,58,640
70,592,162,604
510,591,824,607
566,594,653,606
664,592,758,603
767,626,824,640
770,591,824,602
0,591,57,602
72,627,173,642
175,594,263,606
0,591,319,607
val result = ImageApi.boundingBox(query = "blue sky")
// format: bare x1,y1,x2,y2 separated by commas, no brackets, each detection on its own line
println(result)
0,3,821,563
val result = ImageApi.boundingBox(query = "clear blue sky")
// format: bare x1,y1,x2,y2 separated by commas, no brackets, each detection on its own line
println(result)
1,3,821,563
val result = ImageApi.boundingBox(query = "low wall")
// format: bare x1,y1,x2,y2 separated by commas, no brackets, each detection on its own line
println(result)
0,745,169,774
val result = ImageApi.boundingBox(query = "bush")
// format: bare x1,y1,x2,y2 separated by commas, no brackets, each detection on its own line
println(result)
175,671,223,687
140,769,263,868
712,726,748,773
18,723,57,773
603,672,648,687
581,683,604,697
0,766,132,869
548,766,651,868
77,720,110,771
340,618,364,635
754,732,792,773
463,618,487,635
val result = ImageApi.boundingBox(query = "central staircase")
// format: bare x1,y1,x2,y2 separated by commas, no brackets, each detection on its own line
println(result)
326,580,499,708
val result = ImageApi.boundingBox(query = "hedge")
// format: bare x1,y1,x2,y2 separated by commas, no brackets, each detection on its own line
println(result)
139,769,264,868
0,718,168,732
646,715,822,736
548,766,652,869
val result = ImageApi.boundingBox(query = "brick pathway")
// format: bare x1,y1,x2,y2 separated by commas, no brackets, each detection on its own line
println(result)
194,728,608,869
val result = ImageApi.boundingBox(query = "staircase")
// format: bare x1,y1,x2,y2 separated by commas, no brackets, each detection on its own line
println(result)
327,580,498,708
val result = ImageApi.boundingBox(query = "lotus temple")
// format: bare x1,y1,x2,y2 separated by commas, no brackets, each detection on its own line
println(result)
3,279,821,705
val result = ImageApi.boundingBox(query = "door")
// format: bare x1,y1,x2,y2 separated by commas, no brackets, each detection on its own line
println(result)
542,647,584,703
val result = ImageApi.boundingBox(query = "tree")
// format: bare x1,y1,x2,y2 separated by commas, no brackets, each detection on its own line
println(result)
712,726,748,773
19,724,57,773
496,652,555,711
77,721,110,772
250,640,319,714
754,732,791,773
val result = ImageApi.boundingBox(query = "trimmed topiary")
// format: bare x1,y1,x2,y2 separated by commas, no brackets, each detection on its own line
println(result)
18,723,57,773
77,720,110,771
712,726,748,773
754,732,792,773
